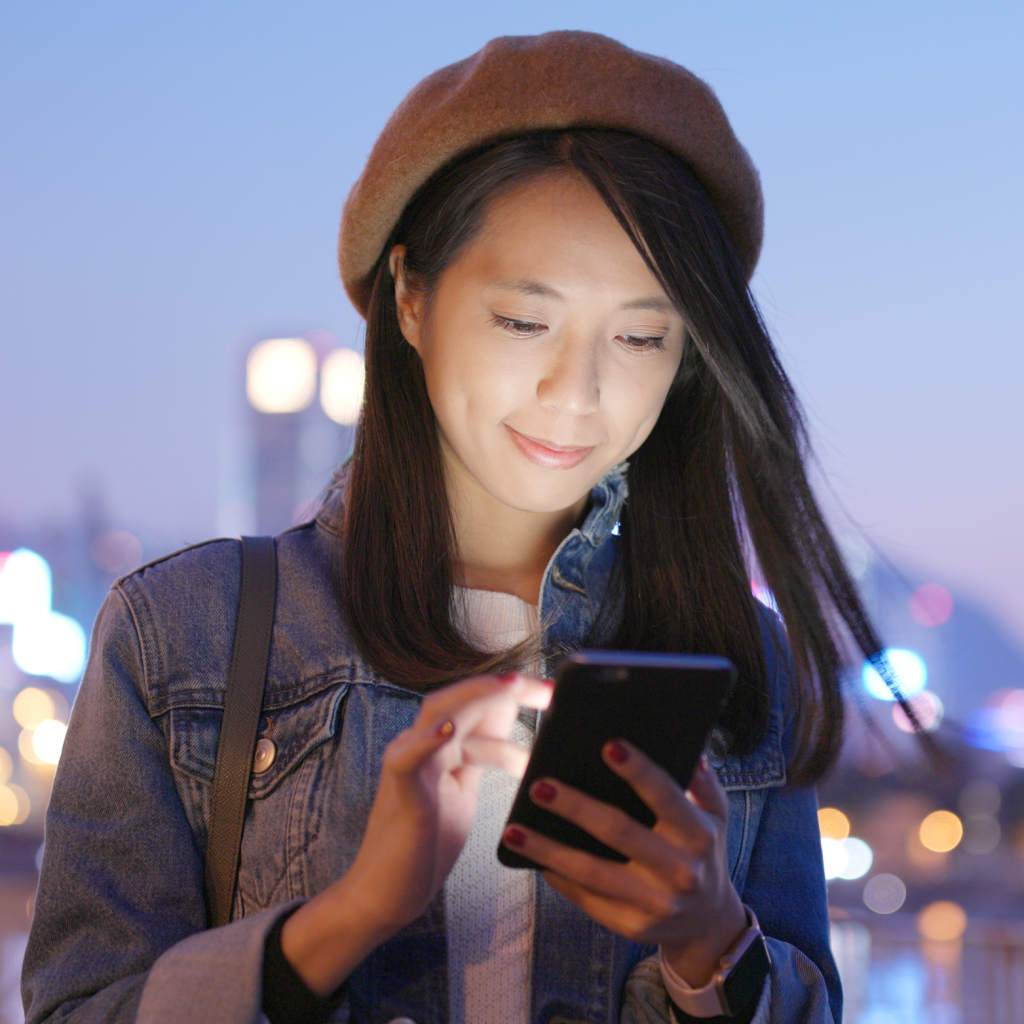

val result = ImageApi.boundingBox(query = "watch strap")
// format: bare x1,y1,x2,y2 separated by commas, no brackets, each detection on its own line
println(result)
660,905,771,1019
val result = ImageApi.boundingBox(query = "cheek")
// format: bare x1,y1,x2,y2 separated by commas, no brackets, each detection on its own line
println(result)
420,331,527,432
605,364,678,451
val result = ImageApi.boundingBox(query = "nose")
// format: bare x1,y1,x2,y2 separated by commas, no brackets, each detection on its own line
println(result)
535,330,600,416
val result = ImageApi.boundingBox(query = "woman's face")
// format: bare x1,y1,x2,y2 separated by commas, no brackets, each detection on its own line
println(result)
392,171,686,518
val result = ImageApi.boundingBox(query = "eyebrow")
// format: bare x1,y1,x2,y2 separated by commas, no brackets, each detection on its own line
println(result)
489,278,675,314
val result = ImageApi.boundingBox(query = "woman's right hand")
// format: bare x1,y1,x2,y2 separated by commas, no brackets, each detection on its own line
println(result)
279,672,553,995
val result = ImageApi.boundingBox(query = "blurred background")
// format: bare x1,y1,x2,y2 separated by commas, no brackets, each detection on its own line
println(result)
1,2,1022,1021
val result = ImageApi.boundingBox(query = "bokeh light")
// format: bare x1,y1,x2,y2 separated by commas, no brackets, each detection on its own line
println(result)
0,548,51,622
961,816,1001,856
0,747,11,785
89,530,143,575
13,687,55,730
964,689,1024,764
862,648,927,701
320,347,366,425
863,873,907,914
32,720,67,765
0,783,30,826
0,787,18,828
958,778,1001,854
822,838,848,880
818,807,851,840
893,691,944,733
0,549,88,683
18,729,44,766
920,810,963,853
246,338,317,413
837,837,874,880
12,611,87,683
908,583,954,627
917,901,967,941
959,778,1000,818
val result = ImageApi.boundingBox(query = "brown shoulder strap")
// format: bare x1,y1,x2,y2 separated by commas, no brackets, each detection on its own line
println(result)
204,535,277,927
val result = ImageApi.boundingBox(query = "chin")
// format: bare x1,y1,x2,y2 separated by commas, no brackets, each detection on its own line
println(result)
485,468,599,515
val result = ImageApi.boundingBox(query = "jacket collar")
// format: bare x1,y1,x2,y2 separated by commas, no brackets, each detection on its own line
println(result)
314,460,629,549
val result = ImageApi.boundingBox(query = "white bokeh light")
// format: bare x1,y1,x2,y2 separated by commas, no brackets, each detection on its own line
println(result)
0,549,52,623
862,648,927,701
837,837,874,880
863,873,907,914
246,338,317,413
320,348,366,425
32,719,67,765
821,838,849,880
0,549,87,683
13,612,87,683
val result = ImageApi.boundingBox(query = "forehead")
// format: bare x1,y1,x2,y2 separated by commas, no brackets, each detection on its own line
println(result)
450,171,671,305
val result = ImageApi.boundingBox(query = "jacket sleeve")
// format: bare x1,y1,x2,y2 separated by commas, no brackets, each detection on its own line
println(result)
741,782,838,1023
22,587,289,1024
620,956,772,1023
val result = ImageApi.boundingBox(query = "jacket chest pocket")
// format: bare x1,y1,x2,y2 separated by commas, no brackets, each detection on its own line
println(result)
168,682,350,915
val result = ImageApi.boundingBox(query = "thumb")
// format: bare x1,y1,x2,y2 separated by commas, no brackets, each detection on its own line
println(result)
685,754,729,822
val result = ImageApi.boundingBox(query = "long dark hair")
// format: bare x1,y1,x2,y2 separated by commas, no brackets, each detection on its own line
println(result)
340,129,898,784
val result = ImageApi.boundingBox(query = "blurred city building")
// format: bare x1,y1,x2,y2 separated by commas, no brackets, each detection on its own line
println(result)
219,330,363,538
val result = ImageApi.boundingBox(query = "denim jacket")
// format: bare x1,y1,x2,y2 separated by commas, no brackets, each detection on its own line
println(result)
23,468,840,1024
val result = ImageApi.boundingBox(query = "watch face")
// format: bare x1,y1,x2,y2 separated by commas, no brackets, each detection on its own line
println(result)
722,934,771,1016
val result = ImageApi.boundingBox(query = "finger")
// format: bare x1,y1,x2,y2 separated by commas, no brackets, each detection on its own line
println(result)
527,777,697,889
602,739,715,838
419,674,553,729
384,717,459,775
461,736,531,777
501,824,683,921
511,674,556,710
445,675,554,746
685,754,729,821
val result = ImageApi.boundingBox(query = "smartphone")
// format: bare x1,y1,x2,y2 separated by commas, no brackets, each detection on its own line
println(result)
498,650,736,869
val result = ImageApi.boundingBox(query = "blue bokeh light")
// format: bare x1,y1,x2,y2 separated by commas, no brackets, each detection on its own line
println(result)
862,648,927,702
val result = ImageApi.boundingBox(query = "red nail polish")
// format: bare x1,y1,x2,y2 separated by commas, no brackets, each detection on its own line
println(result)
496,672,518,684
532,780,557,803
606,740,629,765
435,719,455,739
504,826,526,848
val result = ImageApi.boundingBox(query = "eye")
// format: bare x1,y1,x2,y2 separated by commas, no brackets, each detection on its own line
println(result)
490,314,545,336
619,334,666,352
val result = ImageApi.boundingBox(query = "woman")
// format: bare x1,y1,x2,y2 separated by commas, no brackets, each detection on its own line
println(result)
23,31,889,1024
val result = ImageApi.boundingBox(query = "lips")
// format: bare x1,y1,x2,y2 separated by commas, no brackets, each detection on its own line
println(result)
504,425,596,470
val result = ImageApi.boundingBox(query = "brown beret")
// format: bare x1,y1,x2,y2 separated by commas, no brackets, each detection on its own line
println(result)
339,30,763,315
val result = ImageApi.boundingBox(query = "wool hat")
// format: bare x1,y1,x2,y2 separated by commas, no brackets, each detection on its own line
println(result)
338,30,763,315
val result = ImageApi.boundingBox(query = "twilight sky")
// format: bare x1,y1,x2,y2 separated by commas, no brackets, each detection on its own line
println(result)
1,1,1022,643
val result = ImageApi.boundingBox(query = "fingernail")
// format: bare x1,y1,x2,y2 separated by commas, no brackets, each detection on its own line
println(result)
700,753,709,772
496,672,518,684
504,826,526,848
531,780,557,803
606,740,629,765
542,678,556,687
435,719,455,739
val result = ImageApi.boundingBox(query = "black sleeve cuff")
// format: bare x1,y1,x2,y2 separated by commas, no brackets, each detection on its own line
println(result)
262,904,347,1024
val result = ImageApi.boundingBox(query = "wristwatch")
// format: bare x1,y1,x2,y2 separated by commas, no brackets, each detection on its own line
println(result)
659,905,771,1020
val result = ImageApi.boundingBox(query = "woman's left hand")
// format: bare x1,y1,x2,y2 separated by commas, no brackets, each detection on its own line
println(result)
501,739,748,988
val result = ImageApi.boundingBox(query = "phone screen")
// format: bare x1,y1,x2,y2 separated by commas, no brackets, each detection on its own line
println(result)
498,650,736,869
